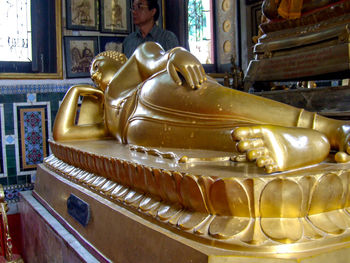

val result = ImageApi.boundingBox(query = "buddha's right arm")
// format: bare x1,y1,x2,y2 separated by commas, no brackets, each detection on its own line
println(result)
133,42,168,77
53,85,109,141
107,42,206,100
133,42,207,89
107,42,168,100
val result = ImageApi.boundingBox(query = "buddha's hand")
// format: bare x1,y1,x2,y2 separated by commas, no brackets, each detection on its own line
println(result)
334,125,350,163
167,47,207,89
74,85,105,100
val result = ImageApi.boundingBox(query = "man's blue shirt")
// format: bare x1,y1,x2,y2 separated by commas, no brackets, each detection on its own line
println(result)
123,25,179,58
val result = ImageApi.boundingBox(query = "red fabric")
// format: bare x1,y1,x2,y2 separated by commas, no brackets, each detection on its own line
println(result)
7,214,23,256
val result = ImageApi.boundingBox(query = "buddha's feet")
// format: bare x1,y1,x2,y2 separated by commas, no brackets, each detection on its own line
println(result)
232,125,330,173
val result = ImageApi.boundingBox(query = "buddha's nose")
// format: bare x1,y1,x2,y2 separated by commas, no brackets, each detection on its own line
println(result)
91,72,101,82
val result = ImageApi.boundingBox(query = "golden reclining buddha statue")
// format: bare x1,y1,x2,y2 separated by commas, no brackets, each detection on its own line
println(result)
40,42,350,261
53,42,350,173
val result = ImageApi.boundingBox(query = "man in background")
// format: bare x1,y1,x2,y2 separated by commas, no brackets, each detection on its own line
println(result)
123,0,179,58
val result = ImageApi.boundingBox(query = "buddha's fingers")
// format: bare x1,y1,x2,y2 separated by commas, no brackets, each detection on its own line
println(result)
193,65,204,85
335,152,350,163
167,63,182,86
200,66,207,81
232,127,264,141
184,65,197,89
237,138,264,152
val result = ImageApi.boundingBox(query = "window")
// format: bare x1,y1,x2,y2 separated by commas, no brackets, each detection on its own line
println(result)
187,0,215,65
0,0,62,79
0,0,32,62
165,0,222,72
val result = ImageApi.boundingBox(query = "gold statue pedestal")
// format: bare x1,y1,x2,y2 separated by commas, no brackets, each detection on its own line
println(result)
245,0,350,86
33,139,350,262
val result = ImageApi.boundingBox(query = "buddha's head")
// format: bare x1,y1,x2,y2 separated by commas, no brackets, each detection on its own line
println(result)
90,51,127,91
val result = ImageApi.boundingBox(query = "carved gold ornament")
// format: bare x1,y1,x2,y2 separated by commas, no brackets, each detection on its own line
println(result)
222,0,230,12
223,40,231,53
223,20,231,32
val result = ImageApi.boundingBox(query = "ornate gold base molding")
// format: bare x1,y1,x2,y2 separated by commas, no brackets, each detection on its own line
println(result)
42,140,350,255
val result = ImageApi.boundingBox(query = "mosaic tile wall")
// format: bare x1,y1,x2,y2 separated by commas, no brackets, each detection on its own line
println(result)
0,83,83,203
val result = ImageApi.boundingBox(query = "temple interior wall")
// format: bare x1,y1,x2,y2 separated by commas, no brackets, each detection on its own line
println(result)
0,79,91,207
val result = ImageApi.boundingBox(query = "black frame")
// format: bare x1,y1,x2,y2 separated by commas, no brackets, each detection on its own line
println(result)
64,36,99,78
100,0,131,34
99,36,125,52
66,0,99,31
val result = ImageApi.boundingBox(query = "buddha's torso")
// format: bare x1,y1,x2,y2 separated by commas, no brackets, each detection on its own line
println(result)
104,71,256,151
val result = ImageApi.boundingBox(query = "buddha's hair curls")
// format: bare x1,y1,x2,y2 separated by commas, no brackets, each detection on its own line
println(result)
94,51,127,65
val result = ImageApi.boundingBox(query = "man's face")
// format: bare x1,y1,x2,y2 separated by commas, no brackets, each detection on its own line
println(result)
132,0,156,26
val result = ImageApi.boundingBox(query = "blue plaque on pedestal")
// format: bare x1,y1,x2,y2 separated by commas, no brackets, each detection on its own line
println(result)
67,194,90,227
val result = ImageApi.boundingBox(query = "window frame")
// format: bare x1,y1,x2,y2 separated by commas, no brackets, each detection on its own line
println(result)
186,0,216,68
0,0,63,79
186,0,217,73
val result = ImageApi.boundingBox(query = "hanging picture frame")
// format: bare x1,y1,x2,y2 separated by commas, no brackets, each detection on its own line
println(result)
64,36,99,78
100,0,131,33
66,0,99,31
99,36,125,53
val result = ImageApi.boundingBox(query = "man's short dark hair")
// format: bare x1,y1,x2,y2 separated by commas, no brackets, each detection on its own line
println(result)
146,0,160,21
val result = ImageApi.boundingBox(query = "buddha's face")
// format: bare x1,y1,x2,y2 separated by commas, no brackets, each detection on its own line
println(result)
90,56,122,91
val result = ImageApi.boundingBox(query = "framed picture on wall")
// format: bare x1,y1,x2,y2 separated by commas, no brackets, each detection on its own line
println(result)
66,0,99,31
100,0,131,33
99,36,125,53
64,36,99,78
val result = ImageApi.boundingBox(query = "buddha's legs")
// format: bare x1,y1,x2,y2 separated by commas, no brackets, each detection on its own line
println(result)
126,118,237,152
138,74,349,144
126,117,332,173
127,73,350,171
